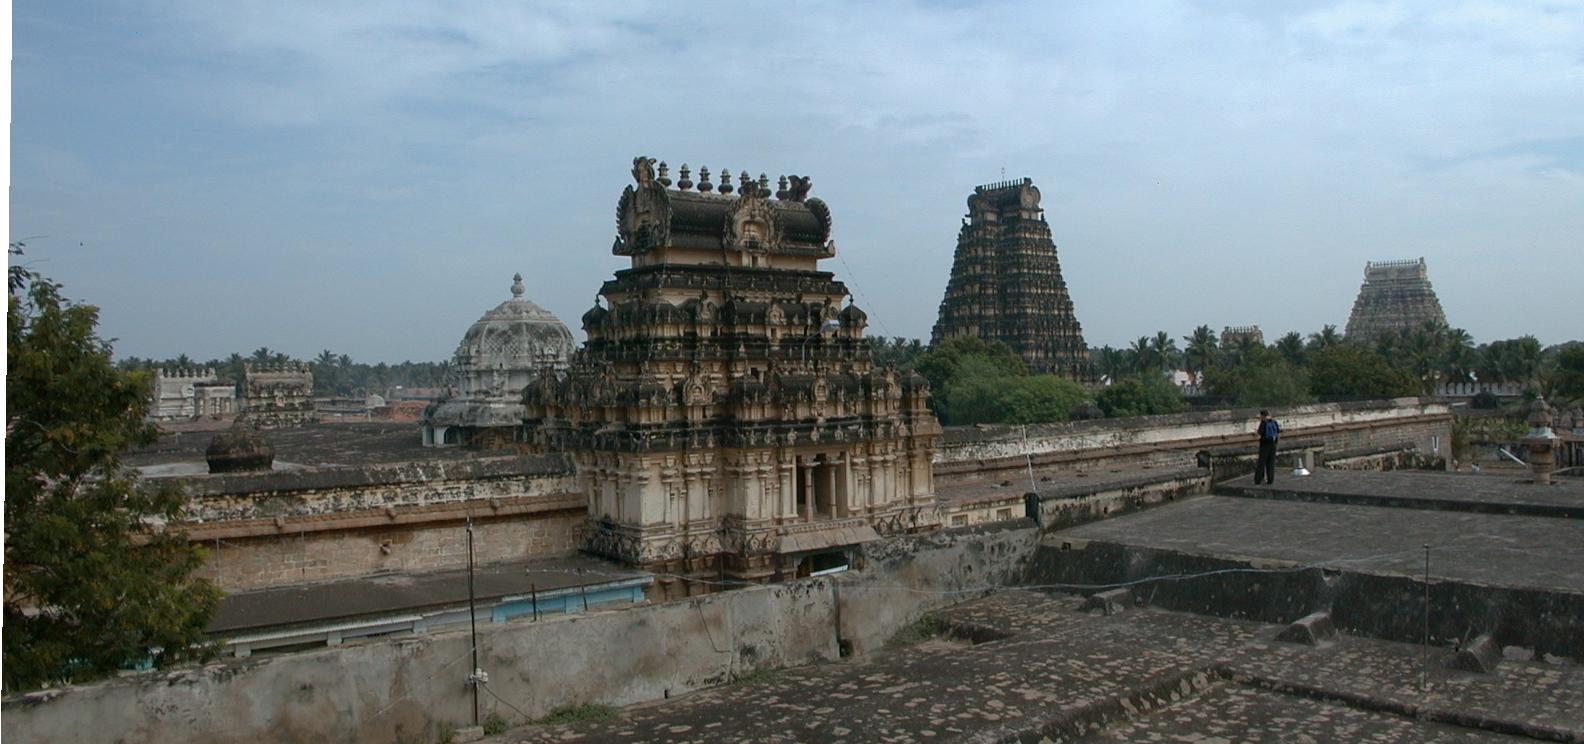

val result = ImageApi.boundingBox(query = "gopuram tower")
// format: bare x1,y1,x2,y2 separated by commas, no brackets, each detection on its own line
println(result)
932,178,1090,379
1344,258,1449,345
524,157,941,587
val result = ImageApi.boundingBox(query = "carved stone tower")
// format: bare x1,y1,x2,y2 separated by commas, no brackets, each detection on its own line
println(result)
523,157,941,587
1344,258,1449,344
932,178,1090,379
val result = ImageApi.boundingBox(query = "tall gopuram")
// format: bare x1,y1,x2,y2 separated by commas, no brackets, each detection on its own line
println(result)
932,178,1090,379
1344,258,1450,345
523,157,941,586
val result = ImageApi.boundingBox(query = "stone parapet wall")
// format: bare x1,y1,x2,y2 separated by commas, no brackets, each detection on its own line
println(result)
175,454,582,592
3,524,1039,744
934,398,1452,481
198,512,583,592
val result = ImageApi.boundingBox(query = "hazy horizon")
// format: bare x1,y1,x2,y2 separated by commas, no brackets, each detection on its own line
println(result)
12,1,1583,363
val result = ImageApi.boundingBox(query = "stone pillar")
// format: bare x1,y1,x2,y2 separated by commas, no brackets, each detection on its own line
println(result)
826,461,839,519
1525,395,1558,486
802,459,815,521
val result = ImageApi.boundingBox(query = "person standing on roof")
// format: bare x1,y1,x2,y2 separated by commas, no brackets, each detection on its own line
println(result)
1254,409,1280,485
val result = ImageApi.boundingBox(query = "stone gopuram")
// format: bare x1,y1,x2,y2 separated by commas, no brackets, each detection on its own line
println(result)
523,157,942,585
932,178,1090,379
1344,258,1449,345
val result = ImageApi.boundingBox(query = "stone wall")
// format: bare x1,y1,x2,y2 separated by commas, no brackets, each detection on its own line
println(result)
3,525,1039,744
179,455,583,592
198,513,583,591
935,398,1452,483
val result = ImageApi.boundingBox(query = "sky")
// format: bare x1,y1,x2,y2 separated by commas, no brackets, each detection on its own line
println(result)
10,0,1584,363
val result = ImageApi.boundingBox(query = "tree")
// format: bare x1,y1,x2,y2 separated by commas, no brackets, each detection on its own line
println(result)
914,335,1026,395
1306,325,1342,352
5,248,220,691
1203,346,1311,408
1149,331,1180,373
1095,374,1188,418
1094,346,1128,384
1307,345,1417,399
1274,331,1306,367
941,363,1090,425
1550,343,1584,405
1182,325,1218,387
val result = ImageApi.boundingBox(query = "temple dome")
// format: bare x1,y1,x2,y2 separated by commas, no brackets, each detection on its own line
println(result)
423,274,574,443
453,273,575,399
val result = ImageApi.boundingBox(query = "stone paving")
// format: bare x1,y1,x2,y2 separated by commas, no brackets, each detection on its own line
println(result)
482,590,1583,743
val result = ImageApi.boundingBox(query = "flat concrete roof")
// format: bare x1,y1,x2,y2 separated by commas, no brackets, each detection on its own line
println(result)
210,554,648,635
129,422,492,472
1231,469,1584,519
484,590,1582,742
1050,493,1584,593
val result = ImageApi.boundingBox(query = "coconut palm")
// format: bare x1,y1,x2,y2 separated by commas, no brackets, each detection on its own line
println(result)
1182,325,1218,387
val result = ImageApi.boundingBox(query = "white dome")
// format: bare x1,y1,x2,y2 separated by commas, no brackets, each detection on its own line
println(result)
427,274,574,429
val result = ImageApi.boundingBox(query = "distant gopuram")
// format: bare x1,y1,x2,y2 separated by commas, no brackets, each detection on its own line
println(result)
1344,258,1449,344
523,157,941,586
931,178,1090,379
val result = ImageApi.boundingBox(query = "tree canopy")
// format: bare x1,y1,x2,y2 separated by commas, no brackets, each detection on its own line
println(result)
6,246,219,691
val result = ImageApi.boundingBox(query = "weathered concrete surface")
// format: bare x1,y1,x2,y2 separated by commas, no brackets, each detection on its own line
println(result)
2,526,1036,744
1030,493,1584,658
838,521,1039,656
1043,494,1584,593
1230,468,1584,519
484,591,1582,743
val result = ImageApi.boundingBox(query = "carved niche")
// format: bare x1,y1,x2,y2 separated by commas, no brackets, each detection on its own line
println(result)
723,183,782,256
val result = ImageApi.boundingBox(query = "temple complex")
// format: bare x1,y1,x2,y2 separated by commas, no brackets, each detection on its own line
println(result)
932,178,1090,379
1220,325,1265,347
151,367,238,421
1344,257,1449,344
522,157,942,584
241,363,316,428
421,273,574,448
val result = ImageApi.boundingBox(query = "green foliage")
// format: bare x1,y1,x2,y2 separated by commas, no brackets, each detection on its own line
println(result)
535,704,618,726
886,614,947,647
1552,344,1584,405
914,336,1026,394
942,366,1090,425
6,247,220,691
866,336,927,371
1095,374,1188,418
1307,345,1417,399
482,712,511,735
1203,347,1312,408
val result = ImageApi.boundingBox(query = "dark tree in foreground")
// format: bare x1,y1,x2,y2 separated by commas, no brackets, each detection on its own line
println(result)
5,245,219,691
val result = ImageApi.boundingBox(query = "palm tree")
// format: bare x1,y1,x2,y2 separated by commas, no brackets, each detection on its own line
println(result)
1274,332,1306,367
1182,325,1218,386
1442,328,1476,385
1130,336,1155,374
1096,346,1127,383
250,347,273,363
1150,331,1180,373
1307,324,1343,352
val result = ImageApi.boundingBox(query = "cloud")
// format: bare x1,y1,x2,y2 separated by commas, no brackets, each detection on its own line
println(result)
10,0,1584,361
